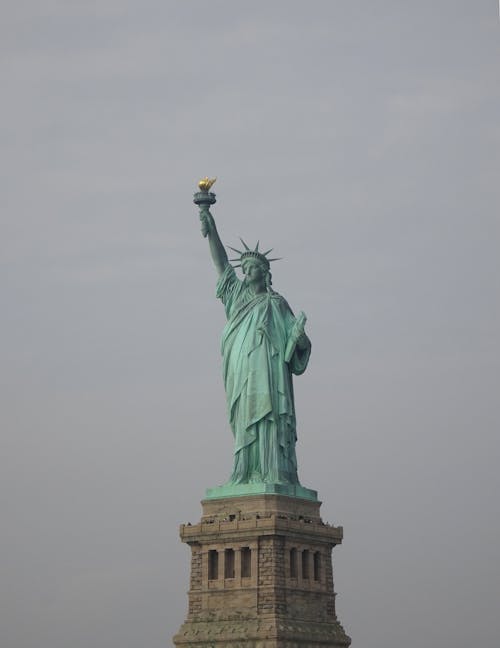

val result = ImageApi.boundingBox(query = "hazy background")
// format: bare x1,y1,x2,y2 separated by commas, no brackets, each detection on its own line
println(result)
1,2,499,647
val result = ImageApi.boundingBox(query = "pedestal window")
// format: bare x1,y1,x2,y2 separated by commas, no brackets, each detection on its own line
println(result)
241,546,251,578
314,551,321,581
224,548,235,579
302,549,310,579
290,547,297,578
208,550,218,581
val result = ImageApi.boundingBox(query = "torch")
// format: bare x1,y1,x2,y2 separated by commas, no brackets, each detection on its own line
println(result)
194,177,217,238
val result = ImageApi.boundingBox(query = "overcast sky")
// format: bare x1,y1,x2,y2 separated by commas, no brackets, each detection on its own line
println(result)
1,2,499,647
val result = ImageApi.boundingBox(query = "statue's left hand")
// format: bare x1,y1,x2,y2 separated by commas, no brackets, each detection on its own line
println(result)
285,312,308,363
292,311,306,337
289,312,308,350
296,332,309,350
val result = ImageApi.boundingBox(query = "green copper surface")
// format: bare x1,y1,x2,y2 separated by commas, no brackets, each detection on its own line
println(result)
205,482,318,501
196,182,315,501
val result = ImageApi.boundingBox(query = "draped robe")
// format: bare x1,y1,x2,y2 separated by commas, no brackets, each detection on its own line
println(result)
216,265,311,485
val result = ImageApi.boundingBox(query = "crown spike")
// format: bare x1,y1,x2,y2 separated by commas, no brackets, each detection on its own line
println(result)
229,239,279,270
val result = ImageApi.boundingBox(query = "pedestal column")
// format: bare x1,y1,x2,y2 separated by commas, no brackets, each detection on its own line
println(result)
173,494,351,648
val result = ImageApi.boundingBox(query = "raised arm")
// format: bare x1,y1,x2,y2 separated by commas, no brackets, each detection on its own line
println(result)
199,207,229,276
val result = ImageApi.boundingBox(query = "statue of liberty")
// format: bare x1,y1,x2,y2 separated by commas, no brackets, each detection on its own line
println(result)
195,179,311,490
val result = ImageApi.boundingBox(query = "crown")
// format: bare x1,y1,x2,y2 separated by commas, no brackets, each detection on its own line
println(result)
228,239,281,269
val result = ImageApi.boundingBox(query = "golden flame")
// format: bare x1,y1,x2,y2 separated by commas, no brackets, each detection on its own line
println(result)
198,177,217,191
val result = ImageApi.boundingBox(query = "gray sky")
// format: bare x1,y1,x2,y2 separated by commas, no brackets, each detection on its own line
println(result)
1,2,499,647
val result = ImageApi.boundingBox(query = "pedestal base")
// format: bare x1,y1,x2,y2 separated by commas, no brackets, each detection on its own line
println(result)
173,494,350,647
175,618,350,647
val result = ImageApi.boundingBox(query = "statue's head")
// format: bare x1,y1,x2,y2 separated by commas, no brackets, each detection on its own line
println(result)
228,239,280,292
242,257,271,290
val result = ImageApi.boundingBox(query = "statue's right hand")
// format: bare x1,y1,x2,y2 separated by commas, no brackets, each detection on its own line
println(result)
199,209,214,238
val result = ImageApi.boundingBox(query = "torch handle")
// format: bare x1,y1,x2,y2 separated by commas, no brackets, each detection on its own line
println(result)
200,207,209,238
194,190,216,239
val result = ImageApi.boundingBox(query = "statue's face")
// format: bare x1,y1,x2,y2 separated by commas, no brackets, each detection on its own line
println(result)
243,260,266,288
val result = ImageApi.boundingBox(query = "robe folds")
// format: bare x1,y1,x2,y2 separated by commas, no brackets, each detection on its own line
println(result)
216,265,311,485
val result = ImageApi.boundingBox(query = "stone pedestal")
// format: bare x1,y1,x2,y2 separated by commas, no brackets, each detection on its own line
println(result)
173,494,351,647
